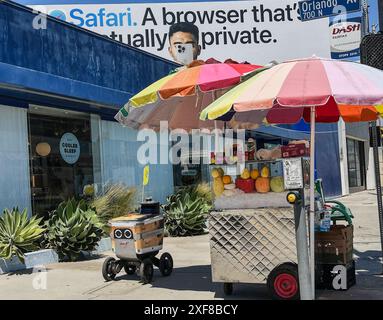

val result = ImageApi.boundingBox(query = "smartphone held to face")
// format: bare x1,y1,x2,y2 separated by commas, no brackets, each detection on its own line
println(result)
173,43,194,66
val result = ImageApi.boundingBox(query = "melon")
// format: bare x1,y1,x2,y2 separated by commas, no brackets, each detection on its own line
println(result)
255,177,270,193
270,176,285,193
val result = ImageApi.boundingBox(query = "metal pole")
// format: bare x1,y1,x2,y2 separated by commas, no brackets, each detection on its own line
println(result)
370,121,383,274
309,107,316,298
293,190,312,300
142,184,145,203
361,0,370,37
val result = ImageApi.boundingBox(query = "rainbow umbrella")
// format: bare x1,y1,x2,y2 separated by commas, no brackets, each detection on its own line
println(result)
201,57,383,124
115,62,263,131
200,56,383,299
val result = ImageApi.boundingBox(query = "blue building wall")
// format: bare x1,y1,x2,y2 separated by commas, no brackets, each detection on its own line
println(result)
0,1,178,210
0,0,178,117
0,1,176,92
286,121,342,198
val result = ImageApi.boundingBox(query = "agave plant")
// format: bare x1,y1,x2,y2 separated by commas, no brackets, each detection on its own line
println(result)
0,208,45,263
45,199,103,261
163,184,212,237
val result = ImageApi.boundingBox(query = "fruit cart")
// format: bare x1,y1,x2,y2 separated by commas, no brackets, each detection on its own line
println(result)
208,151,312,299
208,142,356,299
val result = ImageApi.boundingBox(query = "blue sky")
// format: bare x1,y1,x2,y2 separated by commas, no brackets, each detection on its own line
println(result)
368,0,380,30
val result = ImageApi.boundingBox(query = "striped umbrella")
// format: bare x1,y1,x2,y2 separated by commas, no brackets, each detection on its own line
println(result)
200,56,383,299
115,62,264,131
201,57,383,125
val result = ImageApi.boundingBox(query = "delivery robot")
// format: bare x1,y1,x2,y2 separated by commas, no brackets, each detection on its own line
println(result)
102,198,173,284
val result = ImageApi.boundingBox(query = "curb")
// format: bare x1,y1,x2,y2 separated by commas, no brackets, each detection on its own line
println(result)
0,249,59,274
82,237,113,258
0,238,112,274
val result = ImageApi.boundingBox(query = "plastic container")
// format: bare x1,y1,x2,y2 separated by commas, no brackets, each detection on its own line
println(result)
140,197,160,215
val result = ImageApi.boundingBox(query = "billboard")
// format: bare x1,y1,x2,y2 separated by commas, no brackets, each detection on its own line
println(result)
21,0,359,65
329,17,361,60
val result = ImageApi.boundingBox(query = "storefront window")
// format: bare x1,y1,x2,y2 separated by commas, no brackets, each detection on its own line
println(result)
172,134,210,188
346,138,366,192
28,110,94,218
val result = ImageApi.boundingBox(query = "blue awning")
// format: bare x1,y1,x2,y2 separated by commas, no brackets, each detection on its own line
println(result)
254,124,310,141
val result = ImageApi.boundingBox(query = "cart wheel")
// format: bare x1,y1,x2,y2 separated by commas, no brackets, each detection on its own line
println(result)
139,259,154,284
159,253,173,277
124,264,137,275
267,263,300,300
223,283,233,296
102,257,117,281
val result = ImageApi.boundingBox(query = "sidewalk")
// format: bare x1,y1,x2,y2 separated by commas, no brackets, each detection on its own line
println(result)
0,191,382,300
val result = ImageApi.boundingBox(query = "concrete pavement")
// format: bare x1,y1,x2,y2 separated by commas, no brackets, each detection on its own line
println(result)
0,190,382,300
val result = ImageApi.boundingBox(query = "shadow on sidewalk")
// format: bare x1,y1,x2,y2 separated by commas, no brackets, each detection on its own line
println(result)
111,264,272,300
354,249,383,277
316,249,383,299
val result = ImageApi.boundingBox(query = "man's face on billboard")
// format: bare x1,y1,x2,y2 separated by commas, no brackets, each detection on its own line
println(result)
168,31,201,64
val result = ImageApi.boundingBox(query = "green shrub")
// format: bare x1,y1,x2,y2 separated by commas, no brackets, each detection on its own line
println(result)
0,208,45,263
45,199,103,261
90,184,137,229
163,184,213,237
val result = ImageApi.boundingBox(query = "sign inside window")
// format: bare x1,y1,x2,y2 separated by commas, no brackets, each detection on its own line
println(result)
60,133,80,164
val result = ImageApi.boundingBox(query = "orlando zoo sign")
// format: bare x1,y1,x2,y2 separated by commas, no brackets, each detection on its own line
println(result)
26,0,333,65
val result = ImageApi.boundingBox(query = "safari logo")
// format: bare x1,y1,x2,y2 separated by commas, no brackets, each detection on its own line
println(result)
49,10,67,21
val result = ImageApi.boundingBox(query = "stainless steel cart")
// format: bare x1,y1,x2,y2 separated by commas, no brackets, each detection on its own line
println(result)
209,207,299,298
207,157,312,299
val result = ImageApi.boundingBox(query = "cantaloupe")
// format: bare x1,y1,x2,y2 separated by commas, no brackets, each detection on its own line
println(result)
270,176,285,193
255,177,270,193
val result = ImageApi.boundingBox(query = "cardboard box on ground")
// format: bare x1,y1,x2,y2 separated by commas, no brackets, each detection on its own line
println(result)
315,225,354,265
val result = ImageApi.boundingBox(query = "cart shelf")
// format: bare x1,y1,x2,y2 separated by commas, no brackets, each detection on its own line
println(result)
214,192,290,210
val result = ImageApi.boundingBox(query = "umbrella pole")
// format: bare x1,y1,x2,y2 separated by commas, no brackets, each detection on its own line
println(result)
309,106,316,299
213,92,220,157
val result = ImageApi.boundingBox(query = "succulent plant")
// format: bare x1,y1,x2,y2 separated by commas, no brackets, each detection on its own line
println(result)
0,208,45,263
45,199,103,261
163,184,212,237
